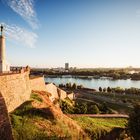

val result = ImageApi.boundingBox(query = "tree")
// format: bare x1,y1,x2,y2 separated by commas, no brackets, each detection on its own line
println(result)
99,87,102,92
90,105,100,114
107,87,112,93
74,102,87,114
72,83,77,89
103,88,106,92
66,82,72,89
128,104,140,140
100,102,109,114
114,87,124,94
60,100,74,114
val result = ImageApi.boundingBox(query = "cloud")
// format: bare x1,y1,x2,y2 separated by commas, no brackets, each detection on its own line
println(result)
2,0,38,29
1,23,38,48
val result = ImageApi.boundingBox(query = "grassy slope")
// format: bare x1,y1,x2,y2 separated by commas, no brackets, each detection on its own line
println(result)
73,116,128,140
10,91,89,140
10,90,130,140
78,92,133,114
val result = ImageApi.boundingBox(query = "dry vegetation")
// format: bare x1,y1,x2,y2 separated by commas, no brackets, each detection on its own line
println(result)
10,91,89,140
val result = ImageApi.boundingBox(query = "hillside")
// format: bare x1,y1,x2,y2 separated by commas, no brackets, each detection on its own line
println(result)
9,90,130,140
10,90,89,140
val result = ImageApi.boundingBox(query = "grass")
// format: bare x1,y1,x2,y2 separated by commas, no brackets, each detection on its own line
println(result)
11,114,49,140
10,104,73,139
94,92,140,103
30,92,43,102
10,93,88,140
79,92,133,114
73,116,128,140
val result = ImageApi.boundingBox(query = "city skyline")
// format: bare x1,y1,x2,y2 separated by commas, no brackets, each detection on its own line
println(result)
0,0,140,68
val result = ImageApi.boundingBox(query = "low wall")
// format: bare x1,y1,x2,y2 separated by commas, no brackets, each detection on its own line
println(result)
30,76,47,91
46,83,67,100
0,71,31,112
0,92,13,140
67,93,74,100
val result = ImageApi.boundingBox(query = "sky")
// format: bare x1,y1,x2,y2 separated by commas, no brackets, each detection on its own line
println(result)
0,0,140,68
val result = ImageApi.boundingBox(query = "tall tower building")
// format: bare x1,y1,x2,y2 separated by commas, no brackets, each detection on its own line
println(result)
0,25,10,73
65,63,69,70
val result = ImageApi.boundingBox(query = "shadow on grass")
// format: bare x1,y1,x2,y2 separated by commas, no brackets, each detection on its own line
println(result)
99,127,126,140
11,100,55,120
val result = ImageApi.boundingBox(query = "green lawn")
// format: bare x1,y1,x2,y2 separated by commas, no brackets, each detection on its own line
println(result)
78,92,133,114
73,116,128,140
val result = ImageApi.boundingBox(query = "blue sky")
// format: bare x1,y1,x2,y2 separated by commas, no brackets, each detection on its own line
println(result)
0,0,140,68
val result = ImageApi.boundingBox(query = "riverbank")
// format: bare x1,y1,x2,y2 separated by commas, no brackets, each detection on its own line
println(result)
31,68,140,80
44,76,140,90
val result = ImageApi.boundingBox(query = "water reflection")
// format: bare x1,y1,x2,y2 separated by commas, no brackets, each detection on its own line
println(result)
45,76,140,90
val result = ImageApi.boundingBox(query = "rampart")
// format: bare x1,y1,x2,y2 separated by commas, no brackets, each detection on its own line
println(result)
0,92,13,140
30,76,47,91
0,69,67,139
0,71,31,112
46,83,67,100
0,71,67,113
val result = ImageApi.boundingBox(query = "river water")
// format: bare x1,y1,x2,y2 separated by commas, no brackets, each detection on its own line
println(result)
44,76,140,90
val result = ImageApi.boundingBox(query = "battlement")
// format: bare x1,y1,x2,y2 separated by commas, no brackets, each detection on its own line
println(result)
0,70,31,112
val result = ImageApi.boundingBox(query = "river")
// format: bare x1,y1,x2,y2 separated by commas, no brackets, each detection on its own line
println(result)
44,76,140,90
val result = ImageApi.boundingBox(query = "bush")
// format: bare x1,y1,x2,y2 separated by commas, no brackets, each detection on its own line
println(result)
66,82,72,89
100,102,113,114
128,104,140,140
103,88,106,92
90,105,100,114
112,87,124,94
59,100,74,114
99,87,102,92
107,87,112,93
74,102,87,114
31,93,43,102
72,83,77,89
125,88,140,95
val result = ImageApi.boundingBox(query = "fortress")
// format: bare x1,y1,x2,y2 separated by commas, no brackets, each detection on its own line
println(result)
0,26,68,140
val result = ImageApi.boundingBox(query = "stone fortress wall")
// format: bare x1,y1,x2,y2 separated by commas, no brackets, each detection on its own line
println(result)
0,67,68,139
30,76,47,91
0,92,13,140
0,68,68,113
0,70,31,112
0,71,31,112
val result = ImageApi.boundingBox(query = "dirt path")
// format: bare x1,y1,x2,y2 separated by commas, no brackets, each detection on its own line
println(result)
67,114,129,118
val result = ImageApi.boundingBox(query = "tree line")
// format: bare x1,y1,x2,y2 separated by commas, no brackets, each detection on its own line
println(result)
99,86,140,95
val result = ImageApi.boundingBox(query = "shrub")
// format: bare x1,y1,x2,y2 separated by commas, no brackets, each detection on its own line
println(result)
99,87,102,92
74,102,87,114
107,87,112,93
30,93,43,102
128,104,140,140
100,102,113,114
103,88,106,92
72,83,77,89
59,100,74,114
90,105,100,114
66,82,72,89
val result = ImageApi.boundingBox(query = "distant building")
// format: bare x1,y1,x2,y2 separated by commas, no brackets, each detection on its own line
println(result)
0,25,10,73
65,63,69,70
